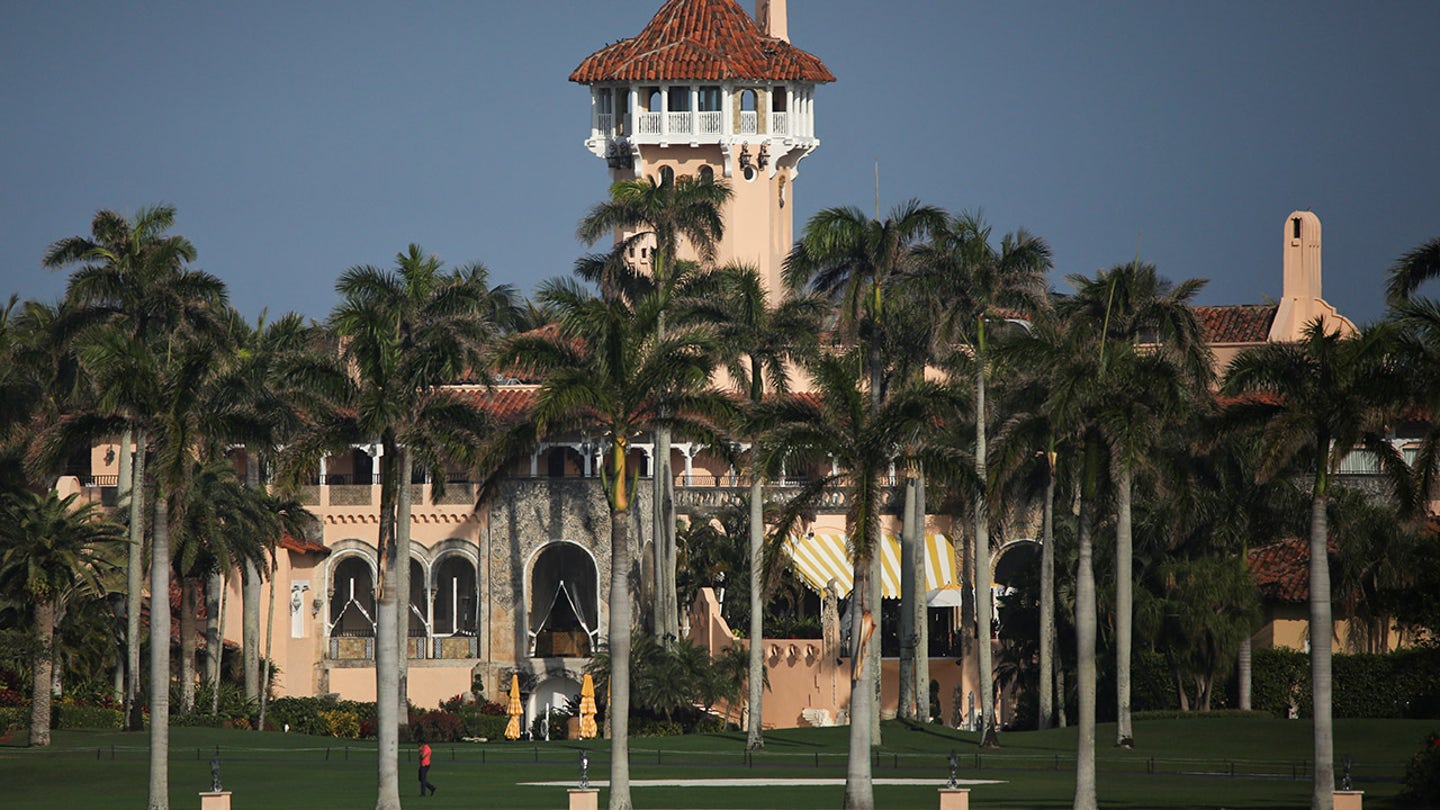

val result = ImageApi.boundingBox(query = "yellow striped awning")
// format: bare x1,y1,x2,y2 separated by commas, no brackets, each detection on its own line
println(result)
783,532,957,601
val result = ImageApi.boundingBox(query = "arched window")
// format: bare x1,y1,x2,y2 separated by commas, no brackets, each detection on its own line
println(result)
699,166,714,184
659,165,675,187
408,559,428,642
740,89,758,112
432,556,478,636
329,557,376,638
529,544,599,657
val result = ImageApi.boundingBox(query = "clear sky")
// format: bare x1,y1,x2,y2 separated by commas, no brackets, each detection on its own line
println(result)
4,1,1437,327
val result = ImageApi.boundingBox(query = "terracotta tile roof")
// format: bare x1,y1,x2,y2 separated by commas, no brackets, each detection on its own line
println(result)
279,531,329,556
1248,537,1339,604
1195,304,1276,344
450,385,538,425
571,0,834,84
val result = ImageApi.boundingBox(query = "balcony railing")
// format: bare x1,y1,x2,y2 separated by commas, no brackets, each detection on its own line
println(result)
638,112,662,135
771,112,788,135
698,111,723,134
739,111,758,134
597,113,613,134
667,112,692,135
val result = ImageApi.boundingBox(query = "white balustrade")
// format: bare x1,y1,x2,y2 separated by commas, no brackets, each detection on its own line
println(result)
771,112,788,135
698,111,723,135
740,111,758,135
597,113,614,134
638,112,662,135
667,111,692,134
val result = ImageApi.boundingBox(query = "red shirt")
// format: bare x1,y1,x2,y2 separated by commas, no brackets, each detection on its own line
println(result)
419,744,432,766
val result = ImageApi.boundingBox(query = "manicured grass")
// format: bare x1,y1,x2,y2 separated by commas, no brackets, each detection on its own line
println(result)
0,718,1429,809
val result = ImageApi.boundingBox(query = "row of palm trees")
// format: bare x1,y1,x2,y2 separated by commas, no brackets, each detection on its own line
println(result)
3,184,1437,810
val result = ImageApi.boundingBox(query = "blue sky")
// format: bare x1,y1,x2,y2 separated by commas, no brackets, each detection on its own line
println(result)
4,1,1438,326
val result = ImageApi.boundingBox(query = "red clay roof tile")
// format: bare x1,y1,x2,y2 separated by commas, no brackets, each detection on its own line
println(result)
571,0,834,84
1195,304,1276,344
1248,536,1339,604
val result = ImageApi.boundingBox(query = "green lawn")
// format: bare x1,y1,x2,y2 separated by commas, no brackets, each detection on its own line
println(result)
0,718,1429,809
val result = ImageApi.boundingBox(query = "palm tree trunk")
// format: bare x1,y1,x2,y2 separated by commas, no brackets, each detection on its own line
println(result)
868,550,882,745
210,573,226,717
1115,462,1134,748
116,427,132,709
178,577,199,714
745,473,765,751
974,368,998,748
1237,635,1252,711
205,571,222,705
148,491,171,810
125,430,147,731
1038,452,1057,730
897,473,918,721
258,561,277,732
1309,485,1335,810
396,448,413,728
1072,490,1097,810
914,474,929,721
374,437,402,810
843,560,875,810
30,599,56,747
608,502,634,810
243,452,262,706
652,428,679,643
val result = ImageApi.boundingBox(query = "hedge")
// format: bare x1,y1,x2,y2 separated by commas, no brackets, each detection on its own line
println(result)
1252,645,1440,719
52,705,122,730
0,706,25,732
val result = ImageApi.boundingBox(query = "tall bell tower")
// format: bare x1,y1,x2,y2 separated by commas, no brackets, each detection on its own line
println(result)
571,0,834,296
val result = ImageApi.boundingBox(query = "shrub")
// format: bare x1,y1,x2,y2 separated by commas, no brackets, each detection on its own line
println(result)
1251,648,1310,717
170,713,225,728
1132,710,1273,721
462,713,510,740
1253,644,1440,719
317,709,360,739
633,719,684,737
1399,733,1440,809
0,707,26,732
413,709,463,743
52,704,122,730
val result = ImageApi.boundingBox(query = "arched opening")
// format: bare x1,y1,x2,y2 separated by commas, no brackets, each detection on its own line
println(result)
408,559,428,651
659,165,675,187
740,89,757,112
699,166,714,184
329,556,376,659
991,539,1041,729
432,556,478,636
529,543,599,658
527,675,581,737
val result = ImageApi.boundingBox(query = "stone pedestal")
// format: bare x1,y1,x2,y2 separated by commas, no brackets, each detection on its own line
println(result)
939,787,970,810
1333,790,1364,810
568,788,599,810
199,791,232,810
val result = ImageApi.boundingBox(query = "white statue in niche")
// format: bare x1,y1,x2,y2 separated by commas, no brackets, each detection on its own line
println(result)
290,584,306,614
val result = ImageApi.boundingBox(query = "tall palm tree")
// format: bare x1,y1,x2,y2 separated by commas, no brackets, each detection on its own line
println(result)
43,205,218,729
578,172,732,643
760,349,945,810
304,245,512,810
1221,321,1406,810
498,276,727,810
0,491,123,746
786,199,945,741
688,264,823,750
912,211,1052,745
1056,261,1211,747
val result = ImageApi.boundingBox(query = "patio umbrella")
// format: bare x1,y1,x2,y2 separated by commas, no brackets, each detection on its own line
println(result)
504,673,523,740
577,673,598,739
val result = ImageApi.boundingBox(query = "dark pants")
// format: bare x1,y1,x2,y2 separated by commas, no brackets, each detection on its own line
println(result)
419,764,435,795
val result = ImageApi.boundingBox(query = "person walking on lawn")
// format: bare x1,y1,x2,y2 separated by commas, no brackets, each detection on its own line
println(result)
417,739,436,797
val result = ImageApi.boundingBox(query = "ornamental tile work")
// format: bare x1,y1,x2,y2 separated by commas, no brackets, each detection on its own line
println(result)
570,0,834,83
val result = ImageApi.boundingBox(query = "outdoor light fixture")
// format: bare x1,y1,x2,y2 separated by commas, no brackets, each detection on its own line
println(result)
739,144,753,172
757,144,770,170
605,142,633,170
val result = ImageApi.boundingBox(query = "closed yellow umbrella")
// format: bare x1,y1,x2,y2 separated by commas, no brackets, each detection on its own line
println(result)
577,673,598,739
504,673,523,740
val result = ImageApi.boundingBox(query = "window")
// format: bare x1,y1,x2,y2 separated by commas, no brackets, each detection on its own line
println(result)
698,86,721,112
667,86,691,112
659,166,675,186
699,166,714,184
432,557,478,636
1293,217,1302,239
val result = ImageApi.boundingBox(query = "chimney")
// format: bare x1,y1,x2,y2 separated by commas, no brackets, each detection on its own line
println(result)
756,0,788,42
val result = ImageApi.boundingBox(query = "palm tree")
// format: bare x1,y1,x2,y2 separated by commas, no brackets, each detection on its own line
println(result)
760,349,945,810
1222,321,1406,810
303,245,512,810
912,211,1051,745
689,264,823,750
499,275,726,810
785,199,945,740
1056,261,1211,747
0,491,123,746
577,172,732,643
43,205,218,729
